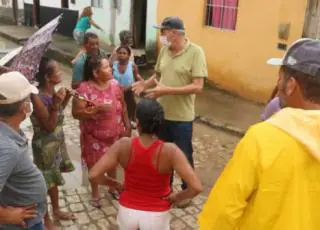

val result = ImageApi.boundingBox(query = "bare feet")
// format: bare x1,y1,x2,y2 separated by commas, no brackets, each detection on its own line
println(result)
44,216,56,230
53,210,77,220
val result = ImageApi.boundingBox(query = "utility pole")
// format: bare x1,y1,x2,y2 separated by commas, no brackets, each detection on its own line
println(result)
12,0,18,25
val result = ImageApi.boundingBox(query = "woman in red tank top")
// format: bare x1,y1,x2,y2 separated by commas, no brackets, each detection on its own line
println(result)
89,99,202,230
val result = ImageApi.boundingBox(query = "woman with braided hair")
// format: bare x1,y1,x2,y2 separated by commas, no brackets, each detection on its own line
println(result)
89,99,202,230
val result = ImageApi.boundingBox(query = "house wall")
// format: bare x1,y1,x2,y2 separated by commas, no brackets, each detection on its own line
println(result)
23,0,78,37
145,0,158,62
19,0,157,61
157,0,308,102
0,0,24,24
69,0,131,45
0,0,24,8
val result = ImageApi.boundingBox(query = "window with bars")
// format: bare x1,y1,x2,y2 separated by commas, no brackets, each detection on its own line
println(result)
205,0,239,30
91,0,103,8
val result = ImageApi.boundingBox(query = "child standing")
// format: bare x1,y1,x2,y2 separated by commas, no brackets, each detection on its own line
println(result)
113,46,142,125
109,30,135,64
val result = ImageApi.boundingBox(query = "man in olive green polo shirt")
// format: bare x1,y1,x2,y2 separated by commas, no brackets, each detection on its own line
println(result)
132,17,208,202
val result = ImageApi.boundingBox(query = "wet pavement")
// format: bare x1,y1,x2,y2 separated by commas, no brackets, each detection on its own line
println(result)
18,65,241,229
196,87,262,131
0,34,248,229
22,112,239,229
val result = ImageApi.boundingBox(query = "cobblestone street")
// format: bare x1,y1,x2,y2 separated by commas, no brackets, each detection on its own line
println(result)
45,186,208,230
20,66,241,229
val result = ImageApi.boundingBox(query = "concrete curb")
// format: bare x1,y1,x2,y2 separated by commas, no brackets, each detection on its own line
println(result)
0,30,25,44
195,116,246,137
0,29,75,66
46,46,74,67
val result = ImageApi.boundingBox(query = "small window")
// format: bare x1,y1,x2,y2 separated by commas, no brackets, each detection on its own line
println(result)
91,0,103,8
205,0,239,30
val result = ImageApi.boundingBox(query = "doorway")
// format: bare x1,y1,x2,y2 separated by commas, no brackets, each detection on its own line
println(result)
303,0,320,38
131,0,147,48
61,0,69,8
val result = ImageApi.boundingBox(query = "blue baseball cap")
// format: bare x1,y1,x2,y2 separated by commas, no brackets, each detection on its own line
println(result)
267,38,320,77
153,17,185,31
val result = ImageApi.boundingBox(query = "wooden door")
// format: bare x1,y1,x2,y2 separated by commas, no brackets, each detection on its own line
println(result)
61,0,69,8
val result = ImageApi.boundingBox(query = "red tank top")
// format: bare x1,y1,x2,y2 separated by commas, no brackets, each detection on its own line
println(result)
119,137,172,212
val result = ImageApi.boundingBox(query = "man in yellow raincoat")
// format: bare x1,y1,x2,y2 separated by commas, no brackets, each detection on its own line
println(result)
198,38,320,230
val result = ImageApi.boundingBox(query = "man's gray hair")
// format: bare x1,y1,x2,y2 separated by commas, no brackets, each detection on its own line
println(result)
0,99,24,118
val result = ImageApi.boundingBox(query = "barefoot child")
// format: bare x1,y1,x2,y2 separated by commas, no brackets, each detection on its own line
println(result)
109,30,135,64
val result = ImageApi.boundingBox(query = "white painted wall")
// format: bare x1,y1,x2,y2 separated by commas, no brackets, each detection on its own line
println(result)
18,0,158,56
23,0,32,5
0,0,24,9
145,0,158,60
69,0,131,45
24,0,60,8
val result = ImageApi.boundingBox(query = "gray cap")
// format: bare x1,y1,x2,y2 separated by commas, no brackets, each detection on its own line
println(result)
267,38,320,77
153,17,185,31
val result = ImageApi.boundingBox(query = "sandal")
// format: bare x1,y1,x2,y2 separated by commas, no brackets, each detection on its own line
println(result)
53,210,77,221
109,190,120,200
90,198,102,209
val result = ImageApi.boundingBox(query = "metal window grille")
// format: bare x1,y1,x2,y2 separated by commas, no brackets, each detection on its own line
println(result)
91,0,103,8
205,0,239,30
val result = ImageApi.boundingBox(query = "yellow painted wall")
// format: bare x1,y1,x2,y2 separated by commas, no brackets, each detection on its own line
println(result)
156,0,308,102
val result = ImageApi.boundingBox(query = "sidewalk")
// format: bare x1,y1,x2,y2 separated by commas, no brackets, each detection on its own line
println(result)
0,23,264,135
0,24,146,66
195,87,262,136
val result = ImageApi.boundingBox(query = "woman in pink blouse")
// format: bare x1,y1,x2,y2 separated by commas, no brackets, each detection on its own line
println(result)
72,56,130,207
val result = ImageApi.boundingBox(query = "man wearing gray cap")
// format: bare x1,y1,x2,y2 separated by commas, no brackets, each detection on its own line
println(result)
0,72,47,229
199,38,320,230
132,17,208,207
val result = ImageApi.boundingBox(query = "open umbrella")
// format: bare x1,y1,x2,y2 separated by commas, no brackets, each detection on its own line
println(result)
9,14,63,82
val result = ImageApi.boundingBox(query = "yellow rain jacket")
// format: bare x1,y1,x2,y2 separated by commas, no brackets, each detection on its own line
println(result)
199,108,320,230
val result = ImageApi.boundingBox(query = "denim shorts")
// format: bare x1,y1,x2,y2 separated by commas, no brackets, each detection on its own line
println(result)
29,222,44,230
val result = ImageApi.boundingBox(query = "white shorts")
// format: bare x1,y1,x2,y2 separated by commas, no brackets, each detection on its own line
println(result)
73,30,85,45
117,204,171,230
